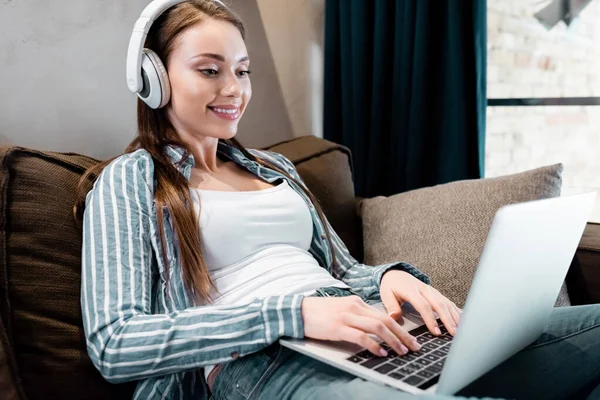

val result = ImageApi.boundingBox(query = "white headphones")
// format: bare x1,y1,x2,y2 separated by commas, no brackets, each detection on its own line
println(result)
126,0,226,109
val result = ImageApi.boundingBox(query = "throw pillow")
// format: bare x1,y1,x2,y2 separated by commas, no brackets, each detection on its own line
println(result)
361,164,569,308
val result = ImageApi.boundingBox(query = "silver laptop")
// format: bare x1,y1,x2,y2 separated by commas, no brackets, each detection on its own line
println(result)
280,192,597,395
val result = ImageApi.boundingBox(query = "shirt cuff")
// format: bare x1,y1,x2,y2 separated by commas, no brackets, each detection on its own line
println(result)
261,294,305,342
371,262,431,290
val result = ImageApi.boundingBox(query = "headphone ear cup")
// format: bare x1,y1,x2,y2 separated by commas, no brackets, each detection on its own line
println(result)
138,49,171,109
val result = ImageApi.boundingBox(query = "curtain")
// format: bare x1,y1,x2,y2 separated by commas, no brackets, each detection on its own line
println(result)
324,0,487,197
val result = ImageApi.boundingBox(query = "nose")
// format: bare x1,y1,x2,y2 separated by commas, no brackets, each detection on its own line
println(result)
220,71,242,98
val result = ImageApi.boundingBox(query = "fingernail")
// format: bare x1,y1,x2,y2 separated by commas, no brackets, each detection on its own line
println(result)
400,345,409,355
379,348,388,357
435,327,441,335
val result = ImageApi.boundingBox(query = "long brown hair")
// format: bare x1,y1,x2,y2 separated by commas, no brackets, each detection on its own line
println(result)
74,0,337,305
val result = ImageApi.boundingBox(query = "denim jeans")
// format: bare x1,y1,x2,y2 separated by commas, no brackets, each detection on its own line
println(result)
209,287,600,400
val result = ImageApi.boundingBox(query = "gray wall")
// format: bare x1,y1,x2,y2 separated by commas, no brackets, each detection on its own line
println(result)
0,0,293,159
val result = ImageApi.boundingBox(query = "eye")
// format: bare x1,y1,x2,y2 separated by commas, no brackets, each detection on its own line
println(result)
200,69,218,77
238,70,252,77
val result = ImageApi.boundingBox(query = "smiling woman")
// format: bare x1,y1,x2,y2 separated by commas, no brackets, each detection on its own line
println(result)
71,1,600,400
72,1,434,398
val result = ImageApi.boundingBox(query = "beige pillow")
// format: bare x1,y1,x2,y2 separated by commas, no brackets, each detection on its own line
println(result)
361,164,570,308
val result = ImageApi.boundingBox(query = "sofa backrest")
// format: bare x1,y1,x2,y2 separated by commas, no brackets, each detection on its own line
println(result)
0,136,361,399
0,147,137,399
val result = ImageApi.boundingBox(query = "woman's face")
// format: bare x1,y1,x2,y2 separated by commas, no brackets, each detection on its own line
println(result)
165,19,251,141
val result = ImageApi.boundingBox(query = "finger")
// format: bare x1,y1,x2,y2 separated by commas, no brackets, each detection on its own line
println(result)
442,304,458,336
409,293,441,336
449,306,461,331
340,326,387,357
389,310,404,323
451,304,462,327
421,288,456,335
379,289,403,321
355,304,420,351
342,313,414,355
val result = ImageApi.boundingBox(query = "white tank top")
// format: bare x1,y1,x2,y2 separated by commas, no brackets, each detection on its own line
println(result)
191,179,349,380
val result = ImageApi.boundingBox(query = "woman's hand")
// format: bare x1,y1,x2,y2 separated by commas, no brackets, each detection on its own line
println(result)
301,296,422,357
380,270,462,336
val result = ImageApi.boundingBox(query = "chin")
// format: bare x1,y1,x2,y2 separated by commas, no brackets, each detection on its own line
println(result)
213,129,238,141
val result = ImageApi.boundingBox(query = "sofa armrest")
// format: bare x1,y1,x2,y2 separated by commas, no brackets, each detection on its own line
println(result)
568,223,600,305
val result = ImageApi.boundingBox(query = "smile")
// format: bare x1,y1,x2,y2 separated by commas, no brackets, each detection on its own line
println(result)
208,106,241,121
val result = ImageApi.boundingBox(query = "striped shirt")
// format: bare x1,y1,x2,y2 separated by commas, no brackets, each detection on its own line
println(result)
81,141,430,399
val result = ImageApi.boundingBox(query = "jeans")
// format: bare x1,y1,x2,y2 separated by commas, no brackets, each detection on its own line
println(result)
209,287,600,400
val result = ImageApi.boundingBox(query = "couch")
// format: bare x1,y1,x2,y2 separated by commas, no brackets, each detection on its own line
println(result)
0,135,598,400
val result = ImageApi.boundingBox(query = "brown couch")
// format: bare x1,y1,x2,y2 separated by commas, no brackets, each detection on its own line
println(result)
0,135,598,400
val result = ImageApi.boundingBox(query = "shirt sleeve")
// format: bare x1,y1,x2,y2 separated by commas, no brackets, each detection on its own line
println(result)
265,151,430,303
81,153,304,384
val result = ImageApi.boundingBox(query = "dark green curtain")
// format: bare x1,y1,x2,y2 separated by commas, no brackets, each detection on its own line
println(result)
324,0,487,197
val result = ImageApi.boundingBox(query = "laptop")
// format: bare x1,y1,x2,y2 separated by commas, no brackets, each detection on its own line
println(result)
280,192,597,395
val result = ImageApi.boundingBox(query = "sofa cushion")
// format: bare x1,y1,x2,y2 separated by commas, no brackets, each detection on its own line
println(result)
264,136,363,261
0,147,136,399
360,164,567,308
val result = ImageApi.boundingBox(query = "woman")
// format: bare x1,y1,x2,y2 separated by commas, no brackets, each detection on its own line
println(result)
75,1,600,399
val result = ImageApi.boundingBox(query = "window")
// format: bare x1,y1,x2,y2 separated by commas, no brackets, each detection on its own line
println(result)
485,0,600,209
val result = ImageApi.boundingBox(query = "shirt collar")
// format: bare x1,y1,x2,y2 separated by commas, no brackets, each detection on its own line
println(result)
164,141,257,181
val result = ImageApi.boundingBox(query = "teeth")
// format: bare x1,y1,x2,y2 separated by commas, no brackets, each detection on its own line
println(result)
213,107,237,114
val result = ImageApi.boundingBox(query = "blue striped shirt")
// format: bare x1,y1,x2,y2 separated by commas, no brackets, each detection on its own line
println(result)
81,141,430,399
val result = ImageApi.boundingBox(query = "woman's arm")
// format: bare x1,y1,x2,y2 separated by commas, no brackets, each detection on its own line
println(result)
263,151,430,303
81,153,304,384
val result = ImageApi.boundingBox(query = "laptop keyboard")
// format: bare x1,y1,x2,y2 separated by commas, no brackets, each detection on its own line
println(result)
345,323,452,390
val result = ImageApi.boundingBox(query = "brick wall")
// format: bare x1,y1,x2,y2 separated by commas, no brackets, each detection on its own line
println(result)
486,0,600,193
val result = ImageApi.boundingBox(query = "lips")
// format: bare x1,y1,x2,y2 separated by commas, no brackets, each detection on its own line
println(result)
207,106,241,121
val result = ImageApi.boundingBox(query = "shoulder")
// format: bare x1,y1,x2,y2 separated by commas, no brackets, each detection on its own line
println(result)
102,149,153,176
248,148,296,173
92,149,155,194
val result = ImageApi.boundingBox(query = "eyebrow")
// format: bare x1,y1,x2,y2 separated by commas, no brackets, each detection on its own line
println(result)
191,53,249,63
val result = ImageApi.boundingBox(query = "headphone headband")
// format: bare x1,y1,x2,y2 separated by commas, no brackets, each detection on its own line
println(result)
126,0,225,93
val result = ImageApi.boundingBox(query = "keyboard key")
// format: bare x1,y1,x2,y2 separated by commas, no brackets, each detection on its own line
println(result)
416,336,431,344
431,338,448,346
434,360,445,368
426,365,442,374
408,325,430,336
386,350,398,358
439,325,448,334
389,372,406,380
417,370,436,379
398,366,419,375
423,333,436,340
357,350,373,359
432,350,446,358
404,375,425,386
380,342,392,350
390,358,407,366
360,357,387,369
414,358,432,367
347,356,363,363
375,363,397,374
422,343,439,351
401,354,417,361
438,334,453,342
418,346,433,354
438,345,450,354
424,354,439,362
